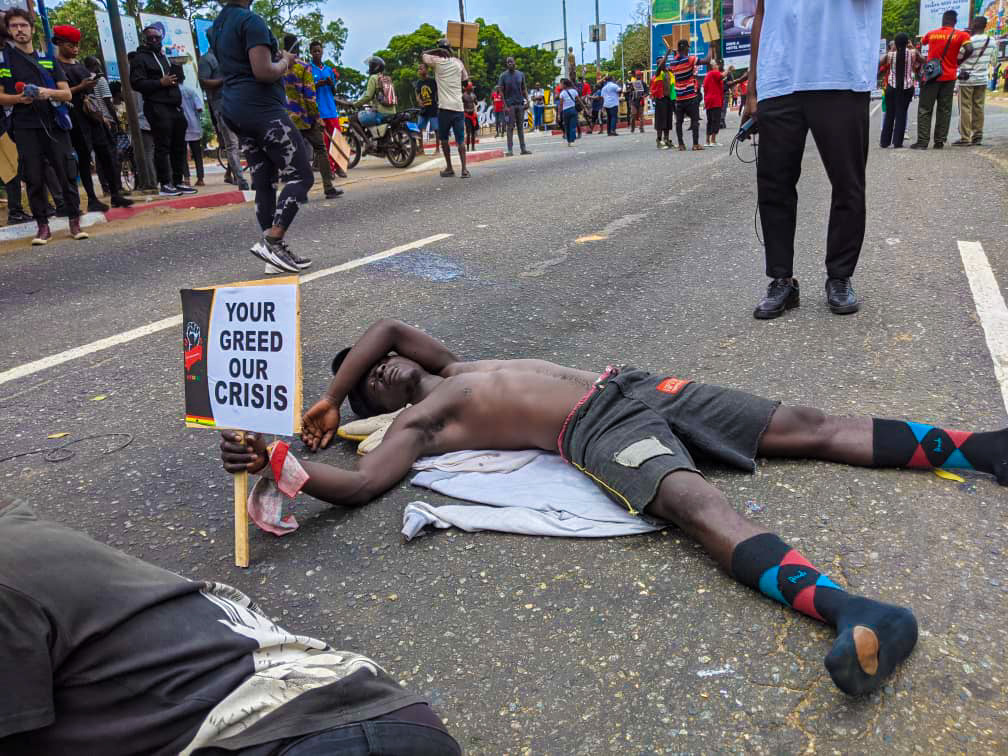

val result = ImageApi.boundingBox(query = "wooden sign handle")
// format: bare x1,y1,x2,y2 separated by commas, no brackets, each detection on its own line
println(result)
233,430,250,568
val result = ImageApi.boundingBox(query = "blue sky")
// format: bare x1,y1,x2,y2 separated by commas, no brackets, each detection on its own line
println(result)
327,0,641,71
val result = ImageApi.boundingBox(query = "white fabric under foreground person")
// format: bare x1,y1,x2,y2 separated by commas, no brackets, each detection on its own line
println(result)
404,451,663,540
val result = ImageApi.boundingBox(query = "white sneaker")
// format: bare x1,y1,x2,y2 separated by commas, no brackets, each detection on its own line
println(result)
264,261,285,275
251,236,300,274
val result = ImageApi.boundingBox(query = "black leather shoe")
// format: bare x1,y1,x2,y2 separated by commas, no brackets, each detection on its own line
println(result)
909,142,927,150
754,277,800,319
825,277,859,314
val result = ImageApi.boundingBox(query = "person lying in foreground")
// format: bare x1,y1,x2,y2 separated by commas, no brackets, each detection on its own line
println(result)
0,501,460,755
221,318,1008,696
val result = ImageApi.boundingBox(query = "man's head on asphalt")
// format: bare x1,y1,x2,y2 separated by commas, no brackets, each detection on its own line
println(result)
310,39,323,64
506,56,516,71
331,349,433,417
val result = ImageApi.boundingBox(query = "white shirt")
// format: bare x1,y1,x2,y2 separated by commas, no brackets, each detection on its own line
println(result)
756,1,883,101
421,54,468,112
601,81,621,108
960,33,996,87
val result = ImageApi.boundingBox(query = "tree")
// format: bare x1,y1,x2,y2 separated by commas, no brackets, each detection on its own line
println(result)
49,0,100,48
252,0,348,62
332,65,365,99
882,0,919,39
611,23,650,75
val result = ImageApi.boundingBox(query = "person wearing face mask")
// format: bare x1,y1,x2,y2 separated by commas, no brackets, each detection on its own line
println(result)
129,23,195,196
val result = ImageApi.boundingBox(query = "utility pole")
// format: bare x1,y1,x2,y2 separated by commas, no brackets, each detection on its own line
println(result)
107,0,154,189
562,0,568,81
459,0,465,22
594,0,601,71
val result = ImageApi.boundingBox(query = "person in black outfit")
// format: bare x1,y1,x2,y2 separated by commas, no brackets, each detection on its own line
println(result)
52,24,132,211
0,8,86,245
130,24,196,197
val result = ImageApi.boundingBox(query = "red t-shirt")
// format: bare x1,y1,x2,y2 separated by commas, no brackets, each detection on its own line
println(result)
737,79,748,96
581,81,591,97
491,90,504,112
702,69,724,109
922,26,971,81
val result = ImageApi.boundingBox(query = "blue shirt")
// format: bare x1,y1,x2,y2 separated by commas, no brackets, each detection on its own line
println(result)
601,81,621,108
756,0,883,101
210,3,285,123
310,62,339,119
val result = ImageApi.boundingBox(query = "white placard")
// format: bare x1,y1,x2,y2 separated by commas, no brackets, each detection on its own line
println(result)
206,283,299,436
919,0,970,36
95,12,140,81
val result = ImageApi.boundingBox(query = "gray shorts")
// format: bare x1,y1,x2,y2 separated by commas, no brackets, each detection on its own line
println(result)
558,367,780,520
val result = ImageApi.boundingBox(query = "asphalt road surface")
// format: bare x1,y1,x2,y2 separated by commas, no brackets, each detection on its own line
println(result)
1,103,1007,753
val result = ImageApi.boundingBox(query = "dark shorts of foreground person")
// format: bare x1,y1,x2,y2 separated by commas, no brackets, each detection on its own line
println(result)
559,366,780,521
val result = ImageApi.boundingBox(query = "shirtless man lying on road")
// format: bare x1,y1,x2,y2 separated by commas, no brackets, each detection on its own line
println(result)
221,318,1008,697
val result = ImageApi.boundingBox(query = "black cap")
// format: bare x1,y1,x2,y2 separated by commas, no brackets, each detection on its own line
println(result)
331,348,378,418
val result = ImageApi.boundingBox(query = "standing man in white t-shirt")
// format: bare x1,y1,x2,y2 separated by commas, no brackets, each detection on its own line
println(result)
745,0,882,321
422,39,470,178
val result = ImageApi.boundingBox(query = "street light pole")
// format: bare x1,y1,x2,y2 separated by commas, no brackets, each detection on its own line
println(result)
562,0,568,81
594,0,601,72
600,22,624,82
105,0,154,189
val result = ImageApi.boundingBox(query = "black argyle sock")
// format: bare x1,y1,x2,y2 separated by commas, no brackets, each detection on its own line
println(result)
872,419,1008,485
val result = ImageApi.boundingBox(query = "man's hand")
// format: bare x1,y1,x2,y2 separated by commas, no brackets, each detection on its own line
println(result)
220,431,268,474
741,91,757,123
160,74,178,87
279,50,295,71
301,397,341,450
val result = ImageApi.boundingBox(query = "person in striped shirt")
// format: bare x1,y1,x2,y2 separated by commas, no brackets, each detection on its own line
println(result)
669,39,714,151
954,15,998,146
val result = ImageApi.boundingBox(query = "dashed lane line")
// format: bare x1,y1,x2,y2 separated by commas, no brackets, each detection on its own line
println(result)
0,233,453,388
958,240,1008,414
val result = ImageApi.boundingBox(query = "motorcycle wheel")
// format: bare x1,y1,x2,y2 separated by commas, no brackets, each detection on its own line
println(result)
346,131,363,170
386,127,416,168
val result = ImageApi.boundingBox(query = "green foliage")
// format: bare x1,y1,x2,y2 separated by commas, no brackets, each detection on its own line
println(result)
374,19,560,108
882,0,919,39
48,0,100,49
333,64,365,99
611,23,650,75
251,1,348,63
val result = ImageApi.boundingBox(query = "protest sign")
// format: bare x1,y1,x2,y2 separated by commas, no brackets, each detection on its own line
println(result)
139,13,200,96
181,277,302,566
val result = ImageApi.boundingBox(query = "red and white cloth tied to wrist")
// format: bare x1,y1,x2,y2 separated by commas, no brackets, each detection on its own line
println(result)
247,440,309,535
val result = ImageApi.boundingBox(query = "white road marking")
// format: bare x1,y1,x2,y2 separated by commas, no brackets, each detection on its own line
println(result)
957,240,1008,414
0,233,453,387
871,101,882,118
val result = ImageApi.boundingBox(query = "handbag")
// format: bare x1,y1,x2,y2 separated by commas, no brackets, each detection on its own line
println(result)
958,36,989,81
922,30,955,83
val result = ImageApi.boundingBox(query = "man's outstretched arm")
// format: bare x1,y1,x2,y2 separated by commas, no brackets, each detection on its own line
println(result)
302,318,458,450
222,420,427,507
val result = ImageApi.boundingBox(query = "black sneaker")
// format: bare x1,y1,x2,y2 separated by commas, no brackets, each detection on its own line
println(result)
324,187,344,198
159,184,183,196
110,195,134,208
6,209,32,225
87,198,110,212
520,149,532,155
825,277,859,315
278,239,312,270
932,142,944,150
250,236,300,274
753,277,800,320
176,183,198,194
909,142,928,150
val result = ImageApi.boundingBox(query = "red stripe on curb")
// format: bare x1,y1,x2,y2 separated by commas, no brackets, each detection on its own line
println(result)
463,149,505,163
104,190,248,221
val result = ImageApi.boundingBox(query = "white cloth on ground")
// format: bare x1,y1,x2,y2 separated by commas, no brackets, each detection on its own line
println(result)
404,451,664,540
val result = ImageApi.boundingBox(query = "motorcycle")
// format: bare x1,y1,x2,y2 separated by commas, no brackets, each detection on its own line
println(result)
342,106,421,169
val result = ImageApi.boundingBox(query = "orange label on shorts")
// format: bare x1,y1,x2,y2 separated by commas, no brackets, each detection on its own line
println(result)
656,377,691,395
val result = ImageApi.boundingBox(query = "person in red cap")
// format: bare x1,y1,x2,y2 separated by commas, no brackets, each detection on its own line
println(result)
52,23,133,212
0,8,87,245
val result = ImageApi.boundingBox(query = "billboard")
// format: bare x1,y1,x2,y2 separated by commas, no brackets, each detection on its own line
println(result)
95,11,140,81
193,17,213,55
722,0,756,66
919,0,970,35
651,19,712,68
139,13,201,96
652,0,713,22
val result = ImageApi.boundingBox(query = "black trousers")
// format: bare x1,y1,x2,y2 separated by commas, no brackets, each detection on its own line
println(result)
144,101,187,186
185,139,204,180
5,160,64,214
70,115,121,201
12,126,81,221
757,90,869,280
675,98,700,146
880,86,913,147
706,106,722,137
654,97,671,140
